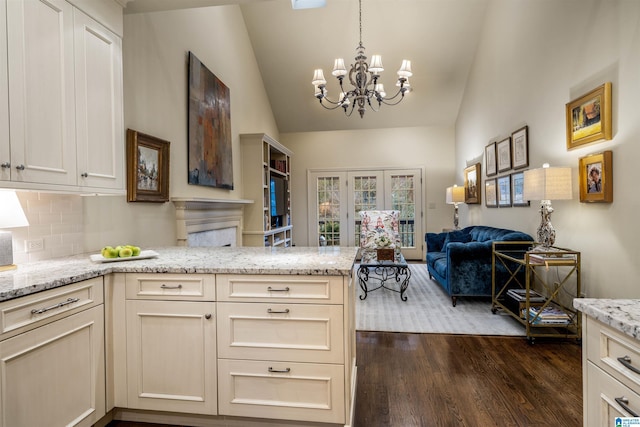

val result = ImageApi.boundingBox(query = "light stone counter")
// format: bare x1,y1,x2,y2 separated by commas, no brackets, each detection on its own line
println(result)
574,298,640,340
0,246,359,303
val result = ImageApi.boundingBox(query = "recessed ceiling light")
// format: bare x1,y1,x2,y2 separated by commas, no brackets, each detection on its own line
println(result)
291,0,326,10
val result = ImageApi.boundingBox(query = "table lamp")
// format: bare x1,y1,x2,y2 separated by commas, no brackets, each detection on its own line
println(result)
446,185,465,230
523,164,572,247
0,191,29,271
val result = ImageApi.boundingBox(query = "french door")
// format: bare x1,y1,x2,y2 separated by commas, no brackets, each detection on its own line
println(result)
308,168,423,260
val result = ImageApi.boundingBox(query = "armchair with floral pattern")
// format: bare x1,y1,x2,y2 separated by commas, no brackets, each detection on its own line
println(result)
359,210,401,262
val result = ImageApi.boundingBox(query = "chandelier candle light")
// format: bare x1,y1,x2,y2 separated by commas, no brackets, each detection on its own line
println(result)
446,185,465,230
523,164,572,248
311,0,412,118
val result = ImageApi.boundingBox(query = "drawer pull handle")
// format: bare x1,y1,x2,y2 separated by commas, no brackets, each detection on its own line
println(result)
615,397,640,417
267,286,290,292
268,367,291,373
617,356,640,375
160,284,183,289
205,313,212,319
31,297,80,315
267,308,290,314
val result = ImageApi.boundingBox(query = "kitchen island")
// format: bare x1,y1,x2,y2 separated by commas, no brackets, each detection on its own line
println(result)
0,246,359,427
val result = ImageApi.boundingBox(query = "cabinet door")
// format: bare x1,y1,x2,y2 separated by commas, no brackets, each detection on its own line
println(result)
126,300,217,415
0,305,105,427
74,9,124,190
7,0,77,186
0,0,9,181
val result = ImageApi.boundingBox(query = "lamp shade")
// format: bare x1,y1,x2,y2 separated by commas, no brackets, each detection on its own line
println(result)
0,191,29,228
523,166,572,201
446,185,465,204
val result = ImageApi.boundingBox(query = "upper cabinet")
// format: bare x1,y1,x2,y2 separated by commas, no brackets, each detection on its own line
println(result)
1,0,124,193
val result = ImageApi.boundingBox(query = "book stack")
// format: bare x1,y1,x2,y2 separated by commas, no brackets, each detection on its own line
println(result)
523,306,572,325
506,288,546,302
528,252,577,265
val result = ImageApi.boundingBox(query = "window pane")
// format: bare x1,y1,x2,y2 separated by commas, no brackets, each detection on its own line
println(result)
317,177,340,246
390,174,415,248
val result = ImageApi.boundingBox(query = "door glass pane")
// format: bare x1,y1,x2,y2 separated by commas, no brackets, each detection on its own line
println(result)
317,177,341,246
390,174,415,248
353,176,378,245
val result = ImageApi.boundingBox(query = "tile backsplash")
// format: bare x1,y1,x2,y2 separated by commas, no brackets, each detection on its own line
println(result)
11,192,84,263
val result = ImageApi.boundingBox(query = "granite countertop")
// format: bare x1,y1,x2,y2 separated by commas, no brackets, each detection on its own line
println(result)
574,298,640,340
0,246,359,303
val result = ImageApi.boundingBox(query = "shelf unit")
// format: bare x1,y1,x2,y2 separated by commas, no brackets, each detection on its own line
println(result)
240,134,292,247
491,241,581,343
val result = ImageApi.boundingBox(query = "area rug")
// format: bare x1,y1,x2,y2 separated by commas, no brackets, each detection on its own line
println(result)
356,263,525,336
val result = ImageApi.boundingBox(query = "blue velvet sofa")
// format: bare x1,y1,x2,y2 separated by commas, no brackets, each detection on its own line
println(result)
425,226,534,306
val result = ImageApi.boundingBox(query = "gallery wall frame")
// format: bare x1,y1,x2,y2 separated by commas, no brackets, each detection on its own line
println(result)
497,175,511,207
485,179,497,207
485,142,497,177
496,137,512,173
511,171,529,207
579,150,613,203
566,82,612,150
126,129,170,203
464,163,481,204
511,126,529,169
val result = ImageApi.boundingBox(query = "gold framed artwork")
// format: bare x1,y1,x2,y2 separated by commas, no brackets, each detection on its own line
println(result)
464,163,481,204
485,179,497,208
579,150,612,203
511,125,529,169
496,137,512,172
126,129,170,203
566,82,612,150
485,142,497,177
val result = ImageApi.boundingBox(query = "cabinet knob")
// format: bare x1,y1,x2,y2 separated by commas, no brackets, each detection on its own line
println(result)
15,164,25,170
205,313,212,320
80,172,88,178
0,162,9,169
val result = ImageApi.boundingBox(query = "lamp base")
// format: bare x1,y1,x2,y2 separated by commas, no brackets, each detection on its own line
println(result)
0,264,17,272
0,231,14,268
452,204,460,230
537,200,556,247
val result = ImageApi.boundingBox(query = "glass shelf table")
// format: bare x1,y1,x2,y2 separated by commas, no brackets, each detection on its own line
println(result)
357,250,411,301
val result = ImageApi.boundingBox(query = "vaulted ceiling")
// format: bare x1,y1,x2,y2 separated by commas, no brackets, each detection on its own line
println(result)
124,0,489,133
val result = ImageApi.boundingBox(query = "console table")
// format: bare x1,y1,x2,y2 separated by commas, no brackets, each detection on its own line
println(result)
358,251,411,301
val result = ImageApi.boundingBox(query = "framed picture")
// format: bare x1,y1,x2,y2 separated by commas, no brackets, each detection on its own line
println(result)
188,51,234,189
485,179,497,207
579,150,613,203
496,137,512,172
511,126,529,169
511,171,530,207
566,82,612,150
464,163,481,204
126,129,170,203
485,142,497,177
497,175,512,207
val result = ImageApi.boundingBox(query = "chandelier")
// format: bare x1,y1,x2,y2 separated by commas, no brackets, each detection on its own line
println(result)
311,0,412,118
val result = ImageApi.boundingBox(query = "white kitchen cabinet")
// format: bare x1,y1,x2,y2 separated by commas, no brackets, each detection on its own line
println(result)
2,0,124,193
0,0,9,182
124,274,217,415
0,277,105,427
583,314,640,425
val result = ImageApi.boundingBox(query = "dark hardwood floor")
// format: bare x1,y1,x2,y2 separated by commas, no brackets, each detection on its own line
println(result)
108,331,582,427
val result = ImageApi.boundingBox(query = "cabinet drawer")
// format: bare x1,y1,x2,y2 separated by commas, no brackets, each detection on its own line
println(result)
217,274,344,304
218,358,345,424
0,277,103,340
125,273,215,301
586,316,640,390
217,302,344,364
586,361,640,425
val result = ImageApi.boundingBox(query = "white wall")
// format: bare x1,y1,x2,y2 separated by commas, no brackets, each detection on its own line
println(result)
281,126,456,250
83,5,279,252
456,0,640,298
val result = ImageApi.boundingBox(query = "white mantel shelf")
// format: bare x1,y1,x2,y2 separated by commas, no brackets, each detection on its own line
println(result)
171,197,254,210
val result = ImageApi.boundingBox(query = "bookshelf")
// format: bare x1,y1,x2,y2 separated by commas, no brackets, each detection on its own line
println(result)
491,241,581,343
240,134,293,247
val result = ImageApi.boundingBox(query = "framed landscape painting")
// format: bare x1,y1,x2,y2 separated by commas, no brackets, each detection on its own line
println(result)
566,82,612,150
188,51,233,189
464,163,481,204
126,129,170,203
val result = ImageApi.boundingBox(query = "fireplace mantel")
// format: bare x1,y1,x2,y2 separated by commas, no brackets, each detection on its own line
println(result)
172,198,253,246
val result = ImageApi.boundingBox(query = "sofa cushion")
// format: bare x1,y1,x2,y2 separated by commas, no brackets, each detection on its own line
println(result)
443,230,472,248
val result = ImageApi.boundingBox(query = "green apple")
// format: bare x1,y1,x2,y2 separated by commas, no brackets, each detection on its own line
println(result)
131,246,141,257
105,247,119,258
119,247,133,257
101,246,113,257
